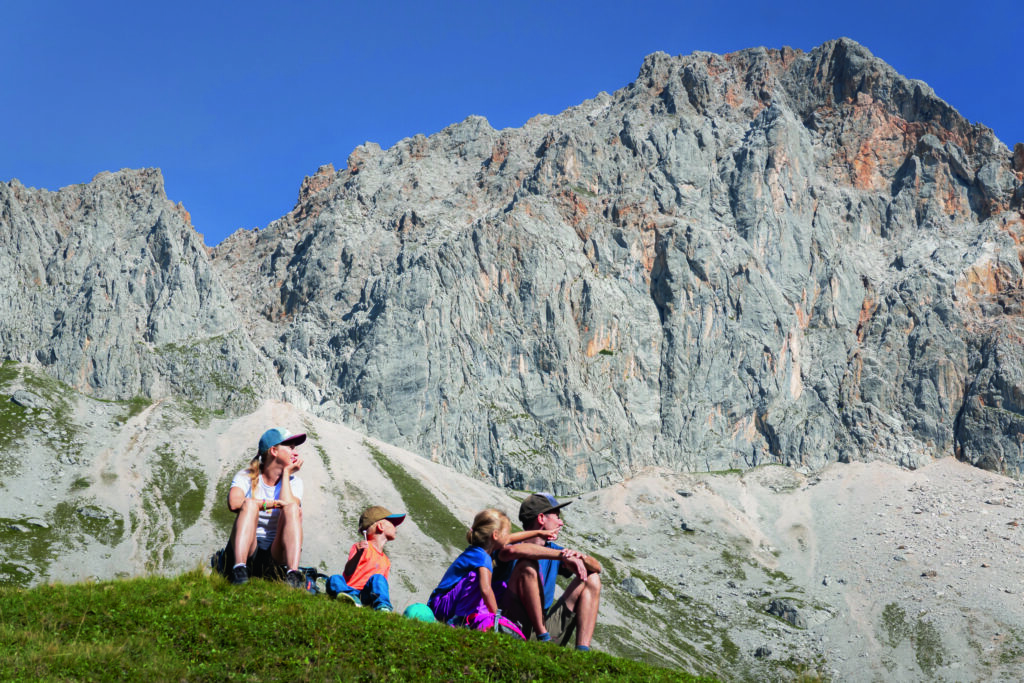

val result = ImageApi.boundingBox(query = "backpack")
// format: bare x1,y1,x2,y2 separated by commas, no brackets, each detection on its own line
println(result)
298,566,328,595
210,547,325,594
456,610,526,639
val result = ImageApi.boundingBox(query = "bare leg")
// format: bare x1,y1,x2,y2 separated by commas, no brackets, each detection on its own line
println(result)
271,501,303,571
562,573,602,647
509,560,547,637
230,498,260,564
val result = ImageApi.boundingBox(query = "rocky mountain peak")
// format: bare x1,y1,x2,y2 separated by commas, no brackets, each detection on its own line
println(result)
3,41,1023,493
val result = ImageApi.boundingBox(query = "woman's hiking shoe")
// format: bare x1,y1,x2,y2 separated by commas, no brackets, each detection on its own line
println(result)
285,570,304,589
230,565,249,585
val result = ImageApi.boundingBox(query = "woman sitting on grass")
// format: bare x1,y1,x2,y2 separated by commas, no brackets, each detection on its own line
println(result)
427,508,554,633
219,428,306,588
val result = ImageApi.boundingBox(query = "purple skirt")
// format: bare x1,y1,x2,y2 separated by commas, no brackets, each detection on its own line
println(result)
428,570,488,623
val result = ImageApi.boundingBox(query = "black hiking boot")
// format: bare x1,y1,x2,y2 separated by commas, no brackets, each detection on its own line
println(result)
230,565,249,585
285,569,304,589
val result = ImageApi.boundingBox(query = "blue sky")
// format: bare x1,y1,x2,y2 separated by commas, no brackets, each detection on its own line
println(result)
2,1,1020,246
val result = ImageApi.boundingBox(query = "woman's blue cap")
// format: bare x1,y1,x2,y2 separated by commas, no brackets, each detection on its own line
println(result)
258,428,307,452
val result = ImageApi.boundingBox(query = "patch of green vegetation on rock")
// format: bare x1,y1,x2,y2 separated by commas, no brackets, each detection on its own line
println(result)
50,501,124,548
149,443,209,540
139,488,171,572
150,334,260,419
587,549,618,581
997,627,1024,665
0,360,19,385
0,516,58,588
879,602,944,676
595,623,679,670
115,395,152,423
70,476,92,491
210,473,237,535
169,397,223,427
0,400,28,478
0,362,83,469
365,440,466,550
719,548,748,581
913,616,944,676
773,654,830,680
719,633,740,663
302,424,333,477
881,602,912,648
603,573,736,676
339,480,371,531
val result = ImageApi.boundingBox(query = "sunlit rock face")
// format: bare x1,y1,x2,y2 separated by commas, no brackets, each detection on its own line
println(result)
3,39,1022,491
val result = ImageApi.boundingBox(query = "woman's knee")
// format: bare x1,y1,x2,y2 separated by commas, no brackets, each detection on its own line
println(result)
279,501,302,522
233,499,260,528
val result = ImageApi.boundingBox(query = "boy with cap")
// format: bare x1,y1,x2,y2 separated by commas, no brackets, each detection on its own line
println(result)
495,492,603,651
218,427,306,588
326,505,406,611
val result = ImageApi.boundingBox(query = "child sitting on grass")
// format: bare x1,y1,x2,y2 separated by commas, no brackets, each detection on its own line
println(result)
427,508,555,630
326,505,405,611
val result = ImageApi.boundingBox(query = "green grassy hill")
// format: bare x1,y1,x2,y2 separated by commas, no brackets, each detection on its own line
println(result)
0,569,714,682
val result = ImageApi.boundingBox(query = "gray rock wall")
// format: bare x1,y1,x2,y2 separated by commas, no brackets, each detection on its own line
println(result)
0,169,278,413
2,38,1022,491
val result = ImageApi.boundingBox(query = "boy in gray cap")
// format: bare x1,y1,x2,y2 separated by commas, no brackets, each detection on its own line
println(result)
495,493,603,651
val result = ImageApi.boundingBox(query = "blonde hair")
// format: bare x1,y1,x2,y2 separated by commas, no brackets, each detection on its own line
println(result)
467,509,509,550
247,447,269,497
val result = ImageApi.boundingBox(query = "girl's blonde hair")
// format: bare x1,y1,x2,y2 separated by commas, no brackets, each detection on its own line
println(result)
467,508,509,549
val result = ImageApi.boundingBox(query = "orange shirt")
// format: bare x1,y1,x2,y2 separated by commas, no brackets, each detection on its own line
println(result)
344,541,390,590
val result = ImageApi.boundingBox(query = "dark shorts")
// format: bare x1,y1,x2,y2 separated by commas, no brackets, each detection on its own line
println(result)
502,591,578,645
220,543,284,580
542,597,578,645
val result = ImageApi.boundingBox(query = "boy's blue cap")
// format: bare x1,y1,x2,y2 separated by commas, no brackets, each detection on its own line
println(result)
258,428,306,452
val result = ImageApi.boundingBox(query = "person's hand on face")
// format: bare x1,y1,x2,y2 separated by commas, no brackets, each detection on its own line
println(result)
278,444,303,473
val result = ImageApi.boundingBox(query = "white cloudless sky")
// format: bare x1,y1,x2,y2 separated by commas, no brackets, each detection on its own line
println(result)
2,0,1020,245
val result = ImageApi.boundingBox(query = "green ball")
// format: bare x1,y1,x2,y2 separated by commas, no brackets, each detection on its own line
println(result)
403,602,436,622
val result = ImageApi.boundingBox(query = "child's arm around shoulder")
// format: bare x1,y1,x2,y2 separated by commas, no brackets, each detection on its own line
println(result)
506,528,558,544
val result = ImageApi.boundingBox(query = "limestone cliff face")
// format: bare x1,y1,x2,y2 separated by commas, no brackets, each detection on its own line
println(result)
2,39,1022,491
0,169,278,413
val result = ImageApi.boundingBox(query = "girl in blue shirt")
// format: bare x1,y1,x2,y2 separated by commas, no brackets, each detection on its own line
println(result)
428,508,554,626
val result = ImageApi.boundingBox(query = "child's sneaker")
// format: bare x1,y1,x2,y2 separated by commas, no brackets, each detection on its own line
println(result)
336,592,360,606
230,565,249,585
